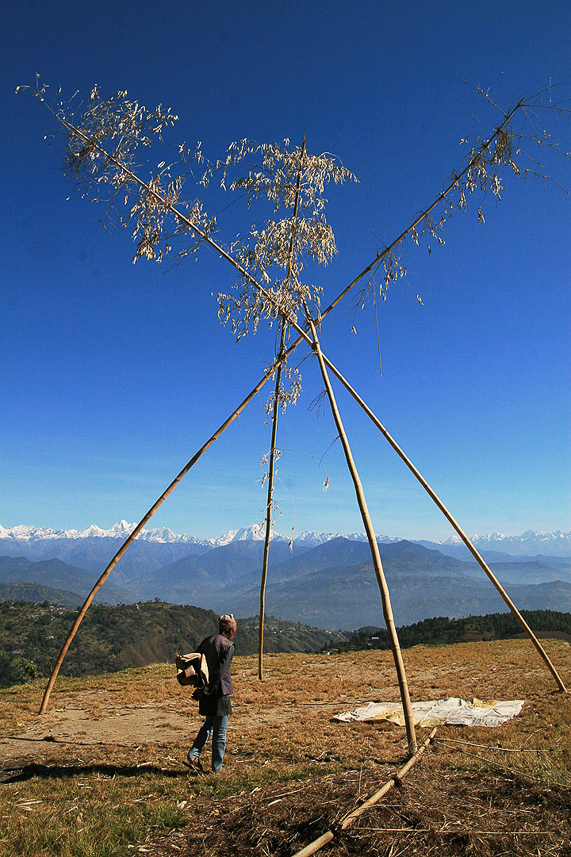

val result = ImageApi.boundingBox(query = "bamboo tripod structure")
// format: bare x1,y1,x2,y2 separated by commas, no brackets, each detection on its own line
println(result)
37,103,567,716
38,325,565,717
37,314,567,715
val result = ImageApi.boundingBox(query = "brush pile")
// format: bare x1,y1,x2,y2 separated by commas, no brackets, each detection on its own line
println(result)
144,762,571,857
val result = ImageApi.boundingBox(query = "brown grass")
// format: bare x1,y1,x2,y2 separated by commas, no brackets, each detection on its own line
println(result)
1,639,570,856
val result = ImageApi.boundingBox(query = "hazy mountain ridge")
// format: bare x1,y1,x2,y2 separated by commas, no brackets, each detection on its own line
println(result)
0,582,83,608
239,566,571,630
1,537,570,631
225,541,571,629
0,556,133,605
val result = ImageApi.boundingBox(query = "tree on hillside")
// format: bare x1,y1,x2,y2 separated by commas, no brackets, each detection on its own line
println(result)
20,77,570,750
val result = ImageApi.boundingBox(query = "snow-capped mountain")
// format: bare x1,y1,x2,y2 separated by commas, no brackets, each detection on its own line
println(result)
213,524,281,545
1,522,569,556
437,530,571,558
2,523,571,623
0,520,207,545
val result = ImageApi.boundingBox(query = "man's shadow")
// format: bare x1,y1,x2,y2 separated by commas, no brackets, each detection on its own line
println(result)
1,762,187,784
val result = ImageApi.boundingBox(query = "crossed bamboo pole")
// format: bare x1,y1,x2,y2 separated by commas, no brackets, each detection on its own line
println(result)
38,99,566,714
308,317,417,753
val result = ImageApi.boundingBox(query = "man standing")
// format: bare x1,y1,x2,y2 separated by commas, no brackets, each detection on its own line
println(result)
185,613,237,774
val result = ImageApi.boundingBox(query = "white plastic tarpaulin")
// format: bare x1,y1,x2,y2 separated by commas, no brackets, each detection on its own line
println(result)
333,697,525,728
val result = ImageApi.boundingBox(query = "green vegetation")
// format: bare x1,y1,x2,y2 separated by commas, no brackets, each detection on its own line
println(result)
0,600,347,687
341,610,571,652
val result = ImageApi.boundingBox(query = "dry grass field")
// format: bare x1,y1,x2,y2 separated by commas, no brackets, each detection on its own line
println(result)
1,638,570,856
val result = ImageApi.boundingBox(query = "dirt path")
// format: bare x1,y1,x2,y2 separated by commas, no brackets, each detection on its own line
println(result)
0,679,353,775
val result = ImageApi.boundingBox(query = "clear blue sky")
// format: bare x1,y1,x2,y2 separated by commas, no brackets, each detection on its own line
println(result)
1,0,570,541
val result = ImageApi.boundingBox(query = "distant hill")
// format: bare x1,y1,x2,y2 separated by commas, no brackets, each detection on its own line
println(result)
0,582,82,608
0,599,348,685
134,539,304,604
344,610,571,651
225,540,571,629
0,556,132,604
0,537,208,582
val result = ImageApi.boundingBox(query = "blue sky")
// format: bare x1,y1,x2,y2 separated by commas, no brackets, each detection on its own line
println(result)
1,0,570,540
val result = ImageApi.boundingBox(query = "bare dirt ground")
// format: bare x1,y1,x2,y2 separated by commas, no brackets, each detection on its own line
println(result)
1,640,570,856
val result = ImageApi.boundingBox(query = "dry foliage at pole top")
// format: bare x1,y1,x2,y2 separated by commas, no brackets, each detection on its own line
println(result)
19,76,358,409
20,77,571,713
214,137,356,410
19,77,570,352
20,79,571,340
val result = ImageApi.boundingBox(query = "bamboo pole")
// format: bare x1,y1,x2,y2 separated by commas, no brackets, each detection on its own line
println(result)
38,366,282,714
307,318,417,755
258,133,306,681
292,727,437,857
39,130,310,711
338,726,437,828
317,358,568,694
258,343,284,681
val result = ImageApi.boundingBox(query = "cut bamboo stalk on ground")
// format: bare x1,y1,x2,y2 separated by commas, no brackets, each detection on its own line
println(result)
292,727,437,857
308,318,417,755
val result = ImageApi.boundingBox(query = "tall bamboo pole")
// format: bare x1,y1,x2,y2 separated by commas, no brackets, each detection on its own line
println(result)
307,319,418,754
38,366,282,714
258,335,285,681
258,133,307,680
319,358,568,693
39,123,310,712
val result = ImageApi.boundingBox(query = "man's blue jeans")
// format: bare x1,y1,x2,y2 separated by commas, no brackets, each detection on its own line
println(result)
188,715,228,773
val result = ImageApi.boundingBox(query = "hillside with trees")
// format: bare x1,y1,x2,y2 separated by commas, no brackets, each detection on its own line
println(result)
342,610,571,652
0,600,347,687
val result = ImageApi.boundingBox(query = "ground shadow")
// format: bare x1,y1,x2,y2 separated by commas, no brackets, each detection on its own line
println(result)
0,762,187,784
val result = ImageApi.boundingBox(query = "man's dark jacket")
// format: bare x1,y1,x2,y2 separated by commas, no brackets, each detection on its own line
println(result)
197,633,234,717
